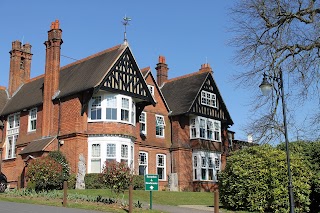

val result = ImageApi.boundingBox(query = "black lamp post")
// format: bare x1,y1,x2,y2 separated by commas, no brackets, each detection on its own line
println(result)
259,70,295,213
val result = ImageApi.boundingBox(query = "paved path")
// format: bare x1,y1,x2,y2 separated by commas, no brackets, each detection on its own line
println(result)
0,201,107,213
151,204,219,213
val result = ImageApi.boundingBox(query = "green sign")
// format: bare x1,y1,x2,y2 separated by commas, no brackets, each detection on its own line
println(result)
144,174,159,191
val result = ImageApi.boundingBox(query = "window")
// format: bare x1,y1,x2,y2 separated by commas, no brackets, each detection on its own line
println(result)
193,151,221,182
88,93,136,125
91,144,101,173
156,115,165,137
147,85,154,96
139,112,147,135
121,144,128,163
201,91,217,108
121,97,129,121
6,113,20,158
189,116,221,141
106,95,117,120
156,154,166,180
28,108,37,132
91,96,102,120
106,144,116,162
139,152,148,175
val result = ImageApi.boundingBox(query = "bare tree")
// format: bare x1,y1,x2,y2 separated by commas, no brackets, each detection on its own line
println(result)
229,0,320,143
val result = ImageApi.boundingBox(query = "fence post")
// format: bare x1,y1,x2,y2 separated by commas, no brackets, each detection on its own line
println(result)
63,181,67,207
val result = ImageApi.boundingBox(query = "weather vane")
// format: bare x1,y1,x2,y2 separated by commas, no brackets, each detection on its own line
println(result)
122,15,132,43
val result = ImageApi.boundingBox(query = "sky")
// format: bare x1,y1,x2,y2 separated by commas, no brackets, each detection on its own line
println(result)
0,1,251,141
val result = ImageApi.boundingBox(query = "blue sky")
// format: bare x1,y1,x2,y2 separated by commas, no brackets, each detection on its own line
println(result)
0,1,251,140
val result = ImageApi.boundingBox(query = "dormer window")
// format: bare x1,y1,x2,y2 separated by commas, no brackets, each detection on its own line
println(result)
201,91,217,108
88,92,135,125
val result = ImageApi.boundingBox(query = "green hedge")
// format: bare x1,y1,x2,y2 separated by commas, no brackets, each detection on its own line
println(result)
132,175,145,190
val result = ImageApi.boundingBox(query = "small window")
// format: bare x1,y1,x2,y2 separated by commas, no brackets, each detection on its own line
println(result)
201,91,217,108
147,85,154,96
139,112,147,135
139,151,148,175
91,96,102,120
91,144,101,173
157,154,166,180
28,108,37,132
156,115,165,137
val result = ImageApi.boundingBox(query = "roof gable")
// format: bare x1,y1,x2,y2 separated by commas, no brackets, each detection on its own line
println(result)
161,71,233,125
98,47,155,105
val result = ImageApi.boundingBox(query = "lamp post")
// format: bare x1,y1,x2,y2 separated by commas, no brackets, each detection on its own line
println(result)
259,70,295,213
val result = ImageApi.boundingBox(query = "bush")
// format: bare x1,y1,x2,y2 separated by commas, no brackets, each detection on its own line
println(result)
100,161,132,197
48,151,70,181
219,145,312,213
26,156,63,191
67,174,76,189
132,175,145,190
84,173,106,189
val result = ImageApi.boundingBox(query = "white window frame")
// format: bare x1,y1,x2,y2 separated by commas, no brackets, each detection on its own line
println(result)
155,115,165,137
147,85,154,96
139,112,147,135
193,151,221,182
6,113,20,159
28,108,37,132
189,116,221,142
88,136,134,173
91,144,101,173
121,144,129,163
201,90,217,108
156,154,166,180
138,151,148,175
88,92,136,125
90,96,102,120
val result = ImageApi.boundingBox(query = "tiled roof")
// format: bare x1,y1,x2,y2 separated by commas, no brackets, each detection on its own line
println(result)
161,72,208,116
1,44,125,116
0,88,8,114
19,137,55,155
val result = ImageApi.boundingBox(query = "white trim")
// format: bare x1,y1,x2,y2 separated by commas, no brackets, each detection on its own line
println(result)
28,108,37,132
155,115,165,137
193,151,220,182
138,151,148,175
190,116,221,142
156,154,166,181
6,113,20,159
201,90,217,108
139,112,147,135
88,136,134,173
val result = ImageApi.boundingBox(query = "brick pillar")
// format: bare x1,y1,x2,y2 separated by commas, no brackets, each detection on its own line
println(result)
155,55,169,87
42,20,63,137
8,41,32,97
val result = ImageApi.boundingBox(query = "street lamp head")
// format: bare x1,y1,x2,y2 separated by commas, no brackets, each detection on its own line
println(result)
259,73,272,96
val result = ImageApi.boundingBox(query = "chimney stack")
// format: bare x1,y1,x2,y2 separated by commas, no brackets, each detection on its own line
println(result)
155,55,169,87
42,20,63,137
8,40,33,96
199,63,213,73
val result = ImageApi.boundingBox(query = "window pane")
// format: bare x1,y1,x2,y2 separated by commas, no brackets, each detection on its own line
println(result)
91,159,101,173
121,145,128,158
201,168,206,180
157,168,164,180
107,144,116,157
208,169,214,180
92,144,100,157
139,166,147,175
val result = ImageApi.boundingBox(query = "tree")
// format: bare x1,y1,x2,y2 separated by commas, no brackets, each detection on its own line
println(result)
229,0,320,143
219,145,312,212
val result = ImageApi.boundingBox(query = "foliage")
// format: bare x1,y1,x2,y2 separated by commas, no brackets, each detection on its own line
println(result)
84,173,106,189
100,161,133,197
48,151,70,181
229,0,320,142
219,145,312,212
132,175,145,190
67,173,76,189
26,156,63,191
278,141,320,212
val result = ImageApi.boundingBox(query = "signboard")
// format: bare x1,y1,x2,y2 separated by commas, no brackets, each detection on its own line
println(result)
144,174,159,191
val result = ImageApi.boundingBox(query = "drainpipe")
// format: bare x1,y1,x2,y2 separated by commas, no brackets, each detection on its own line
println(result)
57,98,61,151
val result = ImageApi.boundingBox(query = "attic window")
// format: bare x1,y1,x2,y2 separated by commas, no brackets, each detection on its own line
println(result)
201,91,217,108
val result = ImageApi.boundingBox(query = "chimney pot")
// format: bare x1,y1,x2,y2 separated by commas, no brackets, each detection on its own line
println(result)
199,63,212,73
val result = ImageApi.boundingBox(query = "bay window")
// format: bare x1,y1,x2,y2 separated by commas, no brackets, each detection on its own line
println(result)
88,92,135,125
189,116,221,141
193,151,220,182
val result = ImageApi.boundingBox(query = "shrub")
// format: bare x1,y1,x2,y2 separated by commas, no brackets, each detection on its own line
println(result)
48,151,70,181
67,173,76,189
100,161,132,197
26,156,63,191
132,175,145,190
84,173,106,189
219,144,312,213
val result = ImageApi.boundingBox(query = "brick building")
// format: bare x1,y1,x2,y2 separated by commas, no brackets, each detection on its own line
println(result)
0,20,235,192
